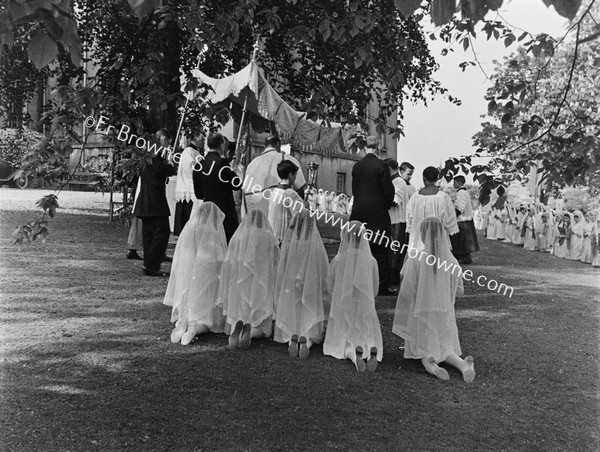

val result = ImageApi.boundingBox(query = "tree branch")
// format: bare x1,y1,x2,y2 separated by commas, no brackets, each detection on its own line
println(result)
506,21,582,155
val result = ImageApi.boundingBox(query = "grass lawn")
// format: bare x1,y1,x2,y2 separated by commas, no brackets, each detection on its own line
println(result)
0,188,598,451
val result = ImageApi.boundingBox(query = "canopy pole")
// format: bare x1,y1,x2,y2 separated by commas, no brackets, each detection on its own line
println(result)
237,35,261,215
173,53,203,154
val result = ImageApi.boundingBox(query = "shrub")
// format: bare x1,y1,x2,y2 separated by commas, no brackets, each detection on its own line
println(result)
0,128,44,166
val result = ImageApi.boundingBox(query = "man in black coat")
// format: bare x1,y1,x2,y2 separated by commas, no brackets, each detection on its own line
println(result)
193,132,241,242
133,133,177,277
350,136,396,296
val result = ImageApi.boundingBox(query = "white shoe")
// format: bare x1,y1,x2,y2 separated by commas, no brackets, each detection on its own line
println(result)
181,321,200,345
170,319,187,343
424,356,449,381
463,356,476,383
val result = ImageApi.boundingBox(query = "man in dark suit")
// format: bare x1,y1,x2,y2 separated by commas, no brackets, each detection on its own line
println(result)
193,132,241,242
133,130,177,277
350,136,396,296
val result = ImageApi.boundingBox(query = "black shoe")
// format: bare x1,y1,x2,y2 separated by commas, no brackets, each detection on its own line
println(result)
378,288,398,297
162,255,173,263
142,266,169,277
126,250,142,260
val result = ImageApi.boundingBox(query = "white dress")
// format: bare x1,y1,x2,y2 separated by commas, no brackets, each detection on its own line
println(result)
393,217,464,362
592,220,600,267
568,211,584,260
274,210,329,346
267,187,303,244
323,220,383,363
552,219,569,258
218,209,279,336
512,213,525,245
317,191,326,213
163,202,227,332
487,208,506,240
580,221,593,263
522,216,537,251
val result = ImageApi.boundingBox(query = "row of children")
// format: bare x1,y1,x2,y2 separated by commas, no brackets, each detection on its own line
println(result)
163,195,475,381
475,187,599,266
306,189,353,216
164,202,381,370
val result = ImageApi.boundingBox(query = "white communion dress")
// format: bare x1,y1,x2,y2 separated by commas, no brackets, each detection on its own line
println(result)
273,209,329,347
323,221,383,363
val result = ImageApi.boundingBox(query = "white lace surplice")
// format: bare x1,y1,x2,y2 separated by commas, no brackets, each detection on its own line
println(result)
406,191,459,250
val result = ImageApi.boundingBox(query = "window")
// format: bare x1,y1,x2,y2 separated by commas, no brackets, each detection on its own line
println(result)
336,172,346,194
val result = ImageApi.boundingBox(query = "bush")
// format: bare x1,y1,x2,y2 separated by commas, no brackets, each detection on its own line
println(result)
0,128,44,166
563,187,600,213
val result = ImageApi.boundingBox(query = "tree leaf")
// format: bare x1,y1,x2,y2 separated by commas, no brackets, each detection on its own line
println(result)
354,55,363,69
27,31,58,69
542,0,582,21
487,0,504,10
430,0,456,27
504,33,515,47
394,0,422,18
128,0,162,19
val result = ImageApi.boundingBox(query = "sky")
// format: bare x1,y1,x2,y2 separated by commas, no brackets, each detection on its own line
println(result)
398,0,570,185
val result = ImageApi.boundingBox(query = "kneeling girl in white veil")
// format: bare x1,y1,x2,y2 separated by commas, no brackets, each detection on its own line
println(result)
274,209,329,359
392,217,475,382
323,221,382,372
164,201,227,345
218,209,279,351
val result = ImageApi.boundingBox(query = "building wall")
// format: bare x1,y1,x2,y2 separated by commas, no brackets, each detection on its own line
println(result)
293,150,359,195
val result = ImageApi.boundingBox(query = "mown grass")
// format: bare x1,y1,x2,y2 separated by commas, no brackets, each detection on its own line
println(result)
0,196,598,451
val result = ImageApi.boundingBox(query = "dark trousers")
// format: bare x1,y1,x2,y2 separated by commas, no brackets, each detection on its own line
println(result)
173,200,194,236
370,242,390,292
389,222,407,286
141,216,170,271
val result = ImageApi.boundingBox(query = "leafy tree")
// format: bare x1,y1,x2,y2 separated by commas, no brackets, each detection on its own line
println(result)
472,5,600,195
0,25,41,128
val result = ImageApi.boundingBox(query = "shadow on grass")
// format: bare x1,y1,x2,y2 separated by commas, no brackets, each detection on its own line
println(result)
1,210,599,451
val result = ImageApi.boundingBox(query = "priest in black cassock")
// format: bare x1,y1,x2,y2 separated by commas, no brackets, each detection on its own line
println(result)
192,132,241,242
350,136,396,296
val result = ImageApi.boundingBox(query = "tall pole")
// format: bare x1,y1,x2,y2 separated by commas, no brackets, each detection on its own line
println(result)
238,36,261,215
173,53,203,153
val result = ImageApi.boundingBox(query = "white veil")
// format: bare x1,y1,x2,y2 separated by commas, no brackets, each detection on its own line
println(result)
274,209,329,342
323,221,383,361
393,217,463,362
163,202,227,330
218,209,280,329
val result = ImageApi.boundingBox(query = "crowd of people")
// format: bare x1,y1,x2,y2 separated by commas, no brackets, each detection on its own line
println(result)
125,131,598,381
306,189,353,215
122,131,482,382
475,186,600,266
